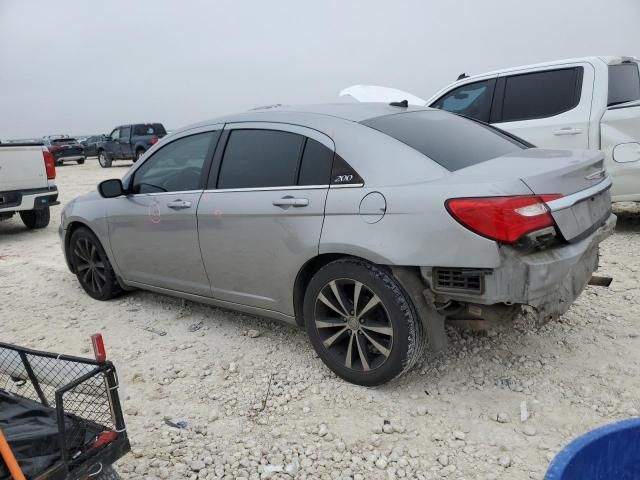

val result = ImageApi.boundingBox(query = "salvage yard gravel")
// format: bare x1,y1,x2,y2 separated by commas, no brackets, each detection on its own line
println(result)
1,160,639,479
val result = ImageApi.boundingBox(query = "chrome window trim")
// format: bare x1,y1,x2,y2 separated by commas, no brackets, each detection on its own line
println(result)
203,185,330,194
126,190,204,198
329,183,365,189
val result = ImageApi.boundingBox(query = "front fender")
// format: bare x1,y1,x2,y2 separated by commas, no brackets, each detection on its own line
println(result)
60,194,121,278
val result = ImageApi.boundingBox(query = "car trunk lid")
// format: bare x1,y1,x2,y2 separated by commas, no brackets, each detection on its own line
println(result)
454,148,611,241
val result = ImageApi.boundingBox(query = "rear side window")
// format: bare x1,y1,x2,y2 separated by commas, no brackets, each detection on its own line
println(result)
608,63,640,106
498,67,583,122
362,110,525,172
298,138,334,185
133,124,167,136
218,129,305,189
430,79,495,122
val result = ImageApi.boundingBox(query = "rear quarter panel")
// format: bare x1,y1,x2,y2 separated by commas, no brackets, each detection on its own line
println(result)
319,123,524,268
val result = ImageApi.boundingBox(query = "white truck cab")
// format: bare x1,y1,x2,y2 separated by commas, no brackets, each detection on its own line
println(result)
342,56,640,202
0,142,59,228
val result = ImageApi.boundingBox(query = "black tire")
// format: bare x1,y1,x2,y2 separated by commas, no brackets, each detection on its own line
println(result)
69,227,122,301
304,258,425,386
77,157,85,165
55,159,63,166
92,465,121,480
19,208,50,229
134,148,145,162
98,150,112,168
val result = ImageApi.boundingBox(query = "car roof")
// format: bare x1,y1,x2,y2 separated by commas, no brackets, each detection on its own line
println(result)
445,56,638,84
182,103,434,132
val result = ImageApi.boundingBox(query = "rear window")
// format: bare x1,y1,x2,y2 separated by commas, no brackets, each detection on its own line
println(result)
52,138,77,145
608,63,640,106
361,110,525,172
133,124,167,136
499,67,583,122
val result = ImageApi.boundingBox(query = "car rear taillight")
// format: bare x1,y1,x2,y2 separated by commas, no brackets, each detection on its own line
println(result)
43,151,56,179
150,136,158,145
446,195,562,243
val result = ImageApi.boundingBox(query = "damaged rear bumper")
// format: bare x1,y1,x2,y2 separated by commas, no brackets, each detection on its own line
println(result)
421,213,617,322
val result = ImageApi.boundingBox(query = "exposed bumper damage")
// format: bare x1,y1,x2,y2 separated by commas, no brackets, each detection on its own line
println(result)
420,213,617,325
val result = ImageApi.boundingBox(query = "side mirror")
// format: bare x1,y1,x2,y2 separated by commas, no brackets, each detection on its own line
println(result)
98,179,126,198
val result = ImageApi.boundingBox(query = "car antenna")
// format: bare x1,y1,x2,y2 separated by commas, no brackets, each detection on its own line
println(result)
389,99,409,108
457,73,469,80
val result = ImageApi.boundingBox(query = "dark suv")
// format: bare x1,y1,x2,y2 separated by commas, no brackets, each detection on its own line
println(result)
43,136,86,165
97,123,167,168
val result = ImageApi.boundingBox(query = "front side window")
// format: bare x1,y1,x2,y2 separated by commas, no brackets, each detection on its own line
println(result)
362,110,525,172
131,131,217,194
608,63,640,106
119,126,131,140
110,129,120,140
431,80,494,122
498,67,583,122
218,129,305,189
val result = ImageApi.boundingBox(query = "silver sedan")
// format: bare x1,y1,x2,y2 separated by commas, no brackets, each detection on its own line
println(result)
60,103,615,385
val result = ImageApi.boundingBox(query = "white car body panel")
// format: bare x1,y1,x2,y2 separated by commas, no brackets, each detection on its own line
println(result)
340,85,426,106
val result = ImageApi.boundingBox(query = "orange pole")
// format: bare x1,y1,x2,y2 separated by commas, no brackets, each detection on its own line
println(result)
0,429,25,480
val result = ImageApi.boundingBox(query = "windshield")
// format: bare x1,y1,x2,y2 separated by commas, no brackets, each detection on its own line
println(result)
133,124,167,136
608,63,640,106
361,110,526,172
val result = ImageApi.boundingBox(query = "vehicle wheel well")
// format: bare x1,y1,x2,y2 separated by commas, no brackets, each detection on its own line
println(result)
293,253,388,327
64,221,95,272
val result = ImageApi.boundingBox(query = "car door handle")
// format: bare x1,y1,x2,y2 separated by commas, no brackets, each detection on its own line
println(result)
167,200,192,210
272,196,309,208
553,127,583,136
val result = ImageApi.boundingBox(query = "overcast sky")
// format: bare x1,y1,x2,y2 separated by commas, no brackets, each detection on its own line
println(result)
1,0,638,139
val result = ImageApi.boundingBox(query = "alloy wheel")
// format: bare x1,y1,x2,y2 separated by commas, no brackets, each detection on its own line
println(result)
73,237,107,294
313,278,394,372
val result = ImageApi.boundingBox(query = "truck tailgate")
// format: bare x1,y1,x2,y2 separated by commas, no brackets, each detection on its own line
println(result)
0,145,48,191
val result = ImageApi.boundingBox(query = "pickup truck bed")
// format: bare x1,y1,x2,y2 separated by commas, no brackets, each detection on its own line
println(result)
0,143,58,228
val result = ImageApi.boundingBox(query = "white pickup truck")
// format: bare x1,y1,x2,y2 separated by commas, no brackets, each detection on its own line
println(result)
341,56,640,202
0,142,59,228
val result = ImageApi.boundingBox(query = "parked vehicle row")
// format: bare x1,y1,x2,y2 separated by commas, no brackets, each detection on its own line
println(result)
341,56,640,202
60,103,615,385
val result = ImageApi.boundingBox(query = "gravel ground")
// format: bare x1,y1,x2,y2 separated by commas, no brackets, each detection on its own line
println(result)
1,160,639,480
